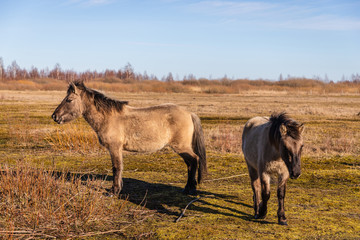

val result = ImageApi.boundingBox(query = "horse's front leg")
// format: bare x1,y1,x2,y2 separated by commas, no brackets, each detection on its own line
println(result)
258,173,271,219
277,180,288,225
109,145,123,195
246,165,261,218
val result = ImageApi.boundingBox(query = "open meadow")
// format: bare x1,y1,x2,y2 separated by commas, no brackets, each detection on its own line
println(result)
0,89,359,239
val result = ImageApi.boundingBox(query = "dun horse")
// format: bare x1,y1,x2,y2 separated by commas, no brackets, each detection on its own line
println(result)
52,82,207,195
242,112,304,225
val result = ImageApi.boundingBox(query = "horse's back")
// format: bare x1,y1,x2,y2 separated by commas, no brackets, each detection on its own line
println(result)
242,116,269,169
130,103,193,132
129,103,190,120
122,103,194,152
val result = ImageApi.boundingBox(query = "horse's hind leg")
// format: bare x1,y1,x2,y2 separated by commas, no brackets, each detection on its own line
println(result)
178,149,199,195
247,164,261,218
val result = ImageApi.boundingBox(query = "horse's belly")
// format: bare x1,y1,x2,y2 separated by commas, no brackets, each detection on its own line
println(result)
123,140,167,152
123,131,170,153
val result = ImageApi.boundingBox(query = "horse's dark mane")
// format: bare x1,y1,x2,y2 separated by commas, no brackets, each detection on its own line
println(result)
269,112,302,147
70,81,128,113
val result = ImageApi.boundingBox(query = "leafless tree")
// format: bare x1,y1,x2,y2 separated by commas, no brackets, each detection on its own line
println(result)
0,57,4,81
123,63,134,79
7,61,20,80
165,72,174,82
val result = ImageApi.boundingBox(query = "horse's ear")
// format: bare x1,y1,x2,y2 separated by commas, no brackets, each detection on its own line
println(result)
69,82,78,94
298,124,305,135
280,124,287,137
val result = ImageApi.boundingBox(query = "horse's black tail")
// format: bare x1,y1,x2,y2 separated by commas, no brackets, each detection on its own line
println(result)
191,113,207,184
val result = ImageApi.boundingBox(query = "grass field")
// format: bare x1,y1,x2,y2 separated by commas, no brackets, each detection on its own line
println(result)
0,89,359,239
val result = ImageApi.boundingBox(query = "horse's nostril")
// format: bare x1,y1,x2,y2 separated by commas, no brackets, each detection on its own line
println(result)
291,172,301,179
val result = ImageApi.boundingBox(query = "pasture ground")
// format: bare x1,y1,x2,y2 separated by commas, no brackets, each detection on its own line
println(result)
0,90,359,239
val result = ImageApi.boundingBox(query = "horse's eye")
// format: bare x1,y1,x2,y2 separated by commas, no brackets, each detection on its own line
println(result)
66,98,73,103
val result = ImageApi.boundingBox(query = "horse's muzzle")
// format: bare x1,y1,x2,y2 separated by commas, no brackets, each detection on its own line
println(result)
290,172,301,179
52,113,61,124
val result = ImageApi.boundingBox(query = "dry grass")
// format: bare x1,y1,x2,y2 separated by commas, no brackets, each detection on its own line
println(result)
0,77,359,94
2,90,359,158
205,124,243,153
1,90,360,239
45,121,105,154
203,120,360,156
0,160,152,239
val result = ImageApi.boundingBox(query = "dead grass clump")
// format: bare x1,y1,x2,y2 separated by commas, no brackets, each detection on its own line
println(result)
302,123,360,156
205,125,243,153
318,132,359,155
0,161,138,239
204,86,236,94
45,122,104,154
276,79,325,88
5,112,41,149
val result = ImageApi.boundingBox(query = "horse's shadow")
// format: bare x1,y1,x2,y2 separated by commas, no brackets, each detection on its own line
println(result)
123,178,263,223
55,171,271,223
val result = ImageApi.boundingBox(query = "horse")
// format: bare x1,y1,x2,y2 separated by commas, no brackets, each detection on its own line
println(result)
51,82,207,195
241,112,304,225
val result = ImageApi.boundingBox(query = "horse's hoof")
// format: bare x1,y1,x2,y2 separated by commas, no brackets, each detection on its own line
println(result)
255,209,267,219
110,186,121,195
188,189,197,195
182,188,197,195
279,220,288,226
104,191,114,197
254,213,266,219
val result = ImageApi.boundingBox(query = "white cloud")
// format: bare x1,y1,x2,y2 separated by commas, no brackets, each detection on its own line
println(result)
278,15,360,31
65,0,115,7
186,0,360,31
86,0,114,6
188,1,276,16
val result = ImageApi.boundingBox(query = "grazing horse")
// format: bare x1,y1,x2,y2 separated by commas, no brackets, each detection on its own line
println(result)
242,112,304,225
52,82,207,195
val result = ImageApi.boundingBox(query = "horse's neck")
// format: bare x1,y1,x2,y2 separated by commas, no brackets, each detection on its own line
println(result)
82,99,105,133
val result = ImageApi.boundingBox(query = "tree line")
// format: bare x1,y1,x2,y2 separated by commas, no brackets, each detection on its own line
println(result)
0,58,158,82
0,57,359,84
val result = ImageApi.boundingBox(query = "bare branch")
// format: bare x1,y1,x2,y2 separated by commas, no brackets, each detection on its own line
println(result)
175,197,201,223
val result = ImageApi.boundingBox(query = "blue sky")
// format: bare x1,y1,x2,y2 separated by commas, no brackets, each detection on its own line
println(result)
1,0,359,81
